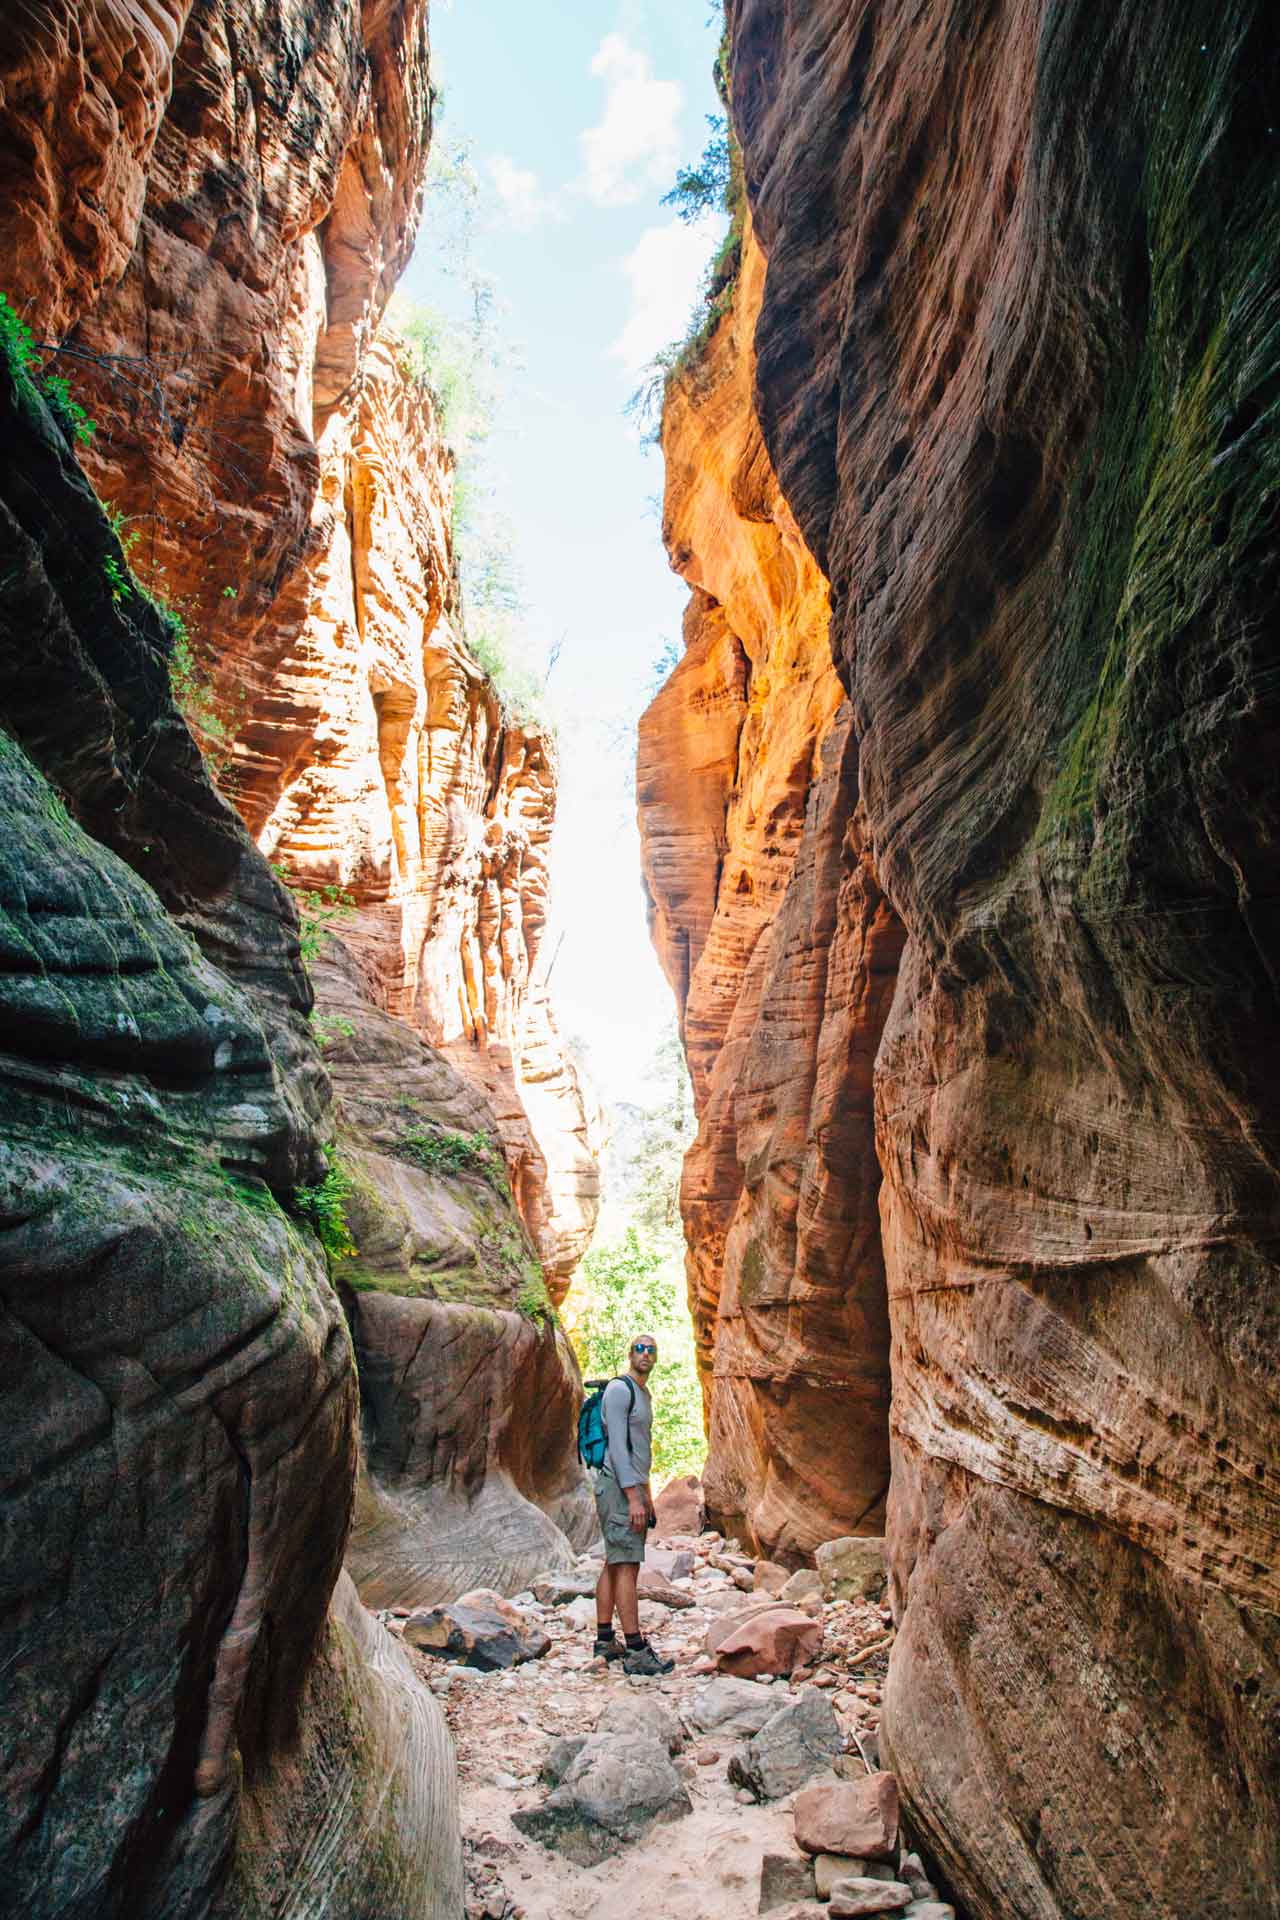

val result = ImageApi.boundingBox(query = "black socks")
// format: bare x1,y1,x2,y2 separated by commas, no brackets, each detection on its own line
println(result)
595,1623,615,1642
625,1632,645,1651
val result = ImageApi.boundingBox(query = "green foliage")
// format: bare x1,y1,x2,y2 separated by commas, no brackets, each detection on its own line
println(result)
41,372,95,446
272,871,357,965
571,1027,704,1480
627,99,747,443
167,620,229,753
572,1228,705,1480
661,114,732,224
395,1126,507,1187
648,636,683,696
310,1011,356,1050
293,1146,356,1261
518,1270,554,1326
0,291,39,380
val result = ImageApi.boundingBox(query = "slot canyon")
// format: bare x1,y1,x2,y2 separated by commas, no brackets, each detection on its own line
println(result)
0,3,1276,1919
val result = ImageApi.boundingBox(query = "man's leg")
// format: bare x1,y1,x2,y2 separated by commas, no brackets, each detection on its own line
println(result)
595,1561,615,1632
613,1561,640,1638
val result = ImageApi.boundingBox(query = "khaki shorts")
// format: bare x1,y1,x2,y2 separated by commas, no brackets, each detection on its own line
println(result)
594,1470,646,1566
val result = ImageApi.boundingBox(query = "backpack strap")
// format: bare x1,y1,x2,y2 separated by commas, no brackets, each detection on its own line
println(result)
608,1374,637,1459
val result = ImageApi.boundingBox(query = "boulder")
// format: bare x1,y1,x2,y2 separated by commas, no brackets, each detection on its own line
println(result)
793,1776,899,1861
814,1539,888,1603
728,1691,842,1800
637,1565,697,1609
780,1569,824,1606
687,1675,800,1738
815,1857,897,1896
759,1852,817,1912
754,1560,791,1595
828,1879,913,1916
708,1604,823,1679
595,1694,684,1753
653,1474,704,1536
511,1732,690,1864
402,1600,550,1670
541,1736,588,1784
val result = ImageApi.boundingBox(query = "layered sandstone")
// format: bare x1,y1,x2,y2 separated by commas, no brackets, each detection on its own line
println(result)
638,215,903,1561
0,350,460,1918
250,334,599,1299
726,1,1280,1914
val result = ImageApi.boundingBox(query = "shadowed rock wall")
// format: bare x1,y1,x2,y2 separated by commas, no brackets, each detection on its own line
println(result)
725,0,1280,1913
638,217,904,1563
0,351,460,1918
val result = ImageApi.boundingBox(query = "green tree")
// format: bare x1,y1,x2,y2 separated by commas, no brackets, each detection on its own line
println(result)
572,1228,705,1481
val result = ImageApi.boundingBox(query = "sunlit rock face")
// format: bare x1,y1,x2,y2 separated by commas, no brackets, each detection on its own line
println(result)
8,0,598,1288
249,334,601,1302
638,216,904,1563
726,0,1280,1913
0,353,460,1920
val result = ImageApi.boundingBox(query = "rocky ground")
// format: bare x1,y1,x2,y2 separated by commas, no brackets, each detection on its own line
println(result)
378,1526,953,1920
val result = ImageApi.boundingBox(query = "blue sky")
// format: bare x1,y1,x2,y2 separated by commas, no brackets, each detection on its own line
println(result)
397,1,727,1106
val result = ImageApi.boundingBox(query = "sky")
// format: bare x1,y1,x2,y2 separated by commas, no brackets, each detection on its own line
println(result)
396,0,727,1110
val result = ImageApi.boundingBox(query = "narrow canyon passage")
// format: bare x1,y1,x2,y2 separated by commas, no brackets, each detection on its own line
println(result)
1,3,1278,1920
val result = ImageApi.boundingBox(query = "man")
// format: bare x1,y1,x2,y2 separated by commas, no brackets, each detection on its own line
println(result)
591,1332,675,1675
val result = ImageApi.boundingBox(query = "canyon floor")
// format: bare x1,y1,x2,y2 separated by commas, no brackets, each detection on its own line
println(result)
382,1533,899,1920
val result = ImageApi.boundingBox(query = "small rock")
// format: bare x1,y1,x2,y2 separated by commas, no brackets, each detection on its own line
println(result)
758,1851,816,1912
492,1771,521,1791
727,1690,842,1801
736,1787,756,1806
793,1775,900,1861
531,1573,598,1605
707,1604,823,1680
810,1667,840,1689
903,1906,954,1920
813,1538,888,1604
779,1568,823,1606
732,1567,756,1591
695,1747,720,1766
646,1546,696,1582
753,1560,791,1596
815,1856,896,1896
898,1854,933,1900
563,1595,598,1632
827,1878,913,1916
540,1737,589,1784
637,1564,697,1609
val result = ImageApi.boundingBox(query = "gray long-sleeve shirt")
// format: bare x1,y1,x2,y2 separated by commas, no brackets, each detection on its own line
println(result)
601,1376,652,1489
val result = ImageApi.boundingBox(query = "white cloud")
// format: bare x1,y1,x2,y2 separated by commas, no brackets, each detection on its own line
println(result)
487,153,561,231
609,213,724,374
580,34,682,208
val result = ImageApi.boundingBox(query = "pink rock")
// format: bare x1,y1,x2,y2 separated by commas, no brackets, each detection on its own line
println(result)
653,1474,705,1536
792,1775,899,1860
707,1604,823,1679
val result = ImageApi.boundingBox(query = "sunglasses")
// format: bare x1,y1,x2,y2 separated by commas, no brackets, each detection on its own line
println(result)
632,1342,657,1355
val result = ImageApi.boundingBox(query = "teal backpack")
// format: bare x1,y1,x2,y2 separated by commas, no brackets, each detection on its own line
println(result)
577,1375,636,1470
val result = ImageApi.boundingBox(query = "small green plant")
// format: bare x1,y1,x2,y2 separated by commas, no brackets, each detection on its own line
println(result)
168,620,229,750
221,584,237,599
661,114,732,224
0,293,96,442
103,554,131,604
273,873,357,965
42,372,95,446
293,1146,356,1260
0,292,39,381
517,1271,554,1326
311,1011,356,1050
396,1127,506,1185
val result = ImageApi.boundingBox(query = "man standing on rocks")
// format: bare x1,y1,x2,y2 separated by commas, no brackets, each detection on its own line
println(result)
592,1332,675,1675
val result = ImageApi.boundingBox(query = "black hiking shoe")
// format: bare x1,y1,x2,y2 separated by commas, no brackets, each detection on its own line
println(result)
622,1639,675,1676
592,1635,625,1662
